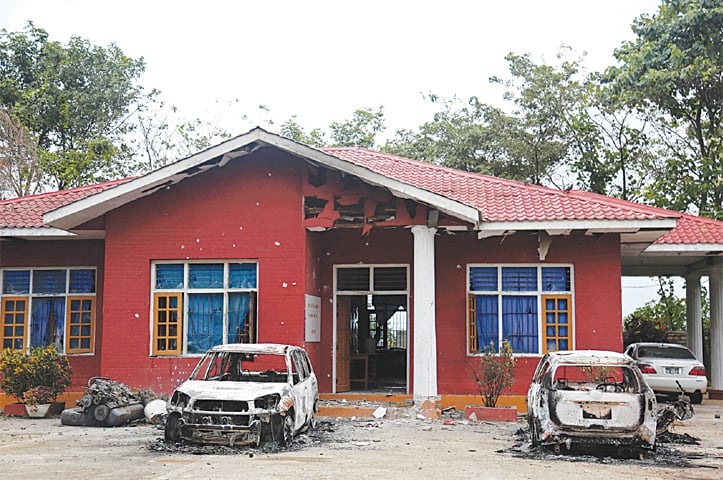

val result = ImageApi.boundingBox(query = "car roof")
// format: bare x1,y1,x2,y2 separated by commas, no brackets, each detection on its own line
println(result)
628,342,691,349
207,343,301,355
545,350,634,365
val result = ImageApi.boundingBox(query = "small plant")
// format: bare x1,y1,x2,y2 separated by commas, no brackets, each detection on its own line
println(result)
22,385,52,406
470,340,516,407
0,345,72,403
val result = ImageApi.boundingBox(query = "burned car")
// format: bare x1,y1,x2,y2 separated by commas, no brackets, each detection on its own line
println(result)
165,343,318,447
527,350,657,453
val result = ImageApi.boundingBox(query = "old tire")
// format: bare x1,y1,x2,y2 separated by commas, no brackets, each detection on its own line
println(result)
690,391,703,404
165,412,182,443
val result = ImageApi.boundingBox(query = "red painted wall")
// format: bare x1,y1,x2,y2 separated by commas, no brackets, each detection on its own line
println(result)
0,240,105,390
101,152,309,395
435,231,622,395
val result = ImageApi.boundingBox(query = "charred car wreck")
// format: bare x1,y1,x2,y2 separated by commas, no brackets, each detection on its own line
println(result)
165,343,318,447
527,350,657,454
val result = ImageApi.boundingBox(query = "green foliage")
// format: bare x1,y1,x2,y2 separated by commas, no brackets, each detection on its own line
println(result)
623,313,669,345
0,22,147,190
0,108,42,198
329,107,385,148
607,0,723,219
0,345,72,402
470,340,515,408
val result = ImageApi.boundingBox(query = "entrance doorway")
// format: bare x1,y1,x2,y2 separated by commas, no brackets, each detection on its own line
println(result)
334,265,409,393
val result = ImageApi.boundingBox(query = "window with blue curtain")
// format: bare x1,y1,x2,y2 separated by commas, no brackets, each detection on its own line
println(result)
30,297,65,349
470,267,497,291
69,269,96,293
541,267,570,291
468,265,572,355
189,264,224,288
151,261,258,355
501,267,537,291
156,264,184,289
32,270,67,294
502,296,538,353
229,263,257,288
475,295,498,351
187,293,224,354
3,270,30,294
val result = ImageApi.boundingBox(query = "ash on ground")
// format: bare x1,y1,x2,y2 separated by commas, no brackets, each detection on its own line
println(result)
504,426,706,469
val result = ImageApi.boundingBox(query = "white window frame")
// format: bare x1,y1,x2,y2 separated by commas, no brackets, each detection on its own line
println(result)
0,267,97,355
466,263,575,357
149,260,258,356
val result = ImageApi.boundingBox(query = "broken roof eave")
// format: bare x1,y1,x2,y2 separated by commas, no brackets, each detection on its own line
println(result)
43,128,480,230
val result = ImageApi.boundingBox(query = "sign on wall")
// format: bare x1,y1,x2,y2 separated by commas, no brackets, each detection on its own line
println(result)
305,294,321,342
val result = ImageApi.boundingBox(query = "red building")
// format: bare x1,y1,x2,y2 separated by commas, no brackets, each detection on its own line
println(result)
2,128,723,407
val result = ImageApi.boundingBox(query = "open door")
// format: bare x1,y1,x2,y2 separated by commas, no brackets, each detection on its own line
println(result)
335,296,351,392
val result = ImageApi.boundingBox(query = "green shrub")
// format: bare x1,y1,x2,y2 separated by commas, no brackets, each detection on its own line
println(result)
0,345,72,402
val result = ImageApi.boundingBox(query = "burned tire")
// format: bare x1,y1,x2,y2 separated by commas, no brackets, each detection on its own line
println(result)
165,412,182,443
528,417,540,447
276,412,295,447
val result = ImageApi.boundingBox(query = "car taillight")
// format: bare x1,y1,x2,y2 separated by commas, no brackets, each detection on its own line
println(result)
688,366,706,376
638,363,657,374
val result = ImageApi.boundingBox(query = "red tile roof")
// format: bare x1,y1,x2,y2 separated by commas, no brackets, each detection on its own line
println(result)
1,144,722,247
0,178,131,229
322,147,673,223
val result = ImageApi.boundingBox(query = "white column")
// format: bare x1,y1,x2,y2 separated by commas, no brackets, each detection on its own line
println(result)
709,264,723,398
685,273,704,361
411,225,438,400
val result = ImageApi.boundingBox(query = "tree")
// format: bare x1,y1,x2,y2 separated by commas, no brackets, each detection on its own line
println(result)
329,107,385,148
0,108,42,198
278,116,326,147
607,0,723,219
0,22,148,190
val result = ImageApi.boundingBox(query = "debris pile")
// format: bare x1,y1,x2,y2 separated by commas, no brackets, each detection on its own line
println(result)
61,377,146,427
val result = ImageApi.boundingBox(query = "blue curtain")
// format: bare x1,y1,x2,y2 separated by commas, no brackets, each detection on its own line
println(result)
69,269,96,293
541,267,570,291
31,298,65,349
475,295,498,351
469,267,498,291
502,296,538,353
229,263,257,288
228,293,252,343
3,270,30,294
189,264,224,288
155,264,184,289
32,270,66,294
187,294,223,353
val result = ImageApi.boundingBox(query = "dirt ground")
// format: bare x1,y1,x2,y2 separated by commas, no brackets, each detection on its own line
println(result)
0,400,721,480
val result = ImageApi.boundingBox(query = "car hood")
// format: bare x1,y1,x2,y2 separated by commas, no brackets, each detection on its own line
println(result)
176,380,289,401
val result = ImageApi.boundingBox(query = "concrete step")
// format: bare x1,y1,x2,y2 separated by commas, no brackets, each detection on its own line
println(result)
317,393,439,419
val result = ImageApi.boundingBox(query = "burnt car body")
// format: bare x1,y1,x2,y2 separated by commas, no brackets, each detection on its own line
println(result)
165,343,318,447
527,350,657,453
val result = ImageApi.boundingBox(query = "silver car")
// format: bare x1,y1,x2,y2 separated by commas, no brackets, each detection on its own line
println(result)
624,342,708,404
527,350,657,453
165,343,318,447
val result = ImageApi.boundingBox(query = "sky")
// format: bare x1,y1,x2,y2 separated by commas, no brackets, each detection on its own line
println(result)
1,0,685,315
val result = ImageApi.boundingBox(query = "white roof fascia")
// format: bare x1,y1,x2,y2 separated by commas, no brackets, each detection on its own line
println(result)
44,128,480,229
478,218,677,233
0,228,76,237
645,244,723,253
